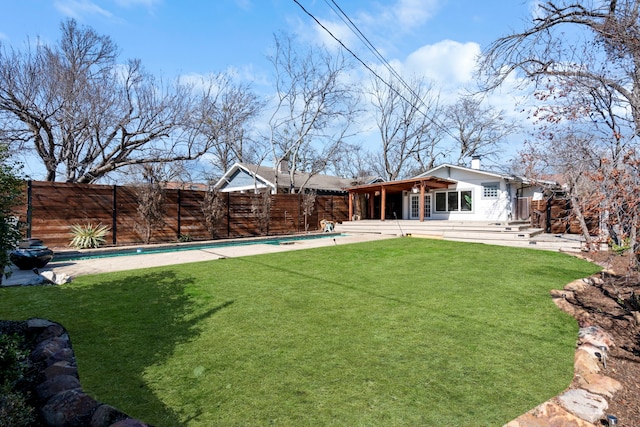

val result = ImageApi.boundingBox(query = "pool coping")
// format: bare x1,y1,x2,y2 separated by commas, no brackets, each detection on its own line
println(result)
51,232,344,261
2,233,394,286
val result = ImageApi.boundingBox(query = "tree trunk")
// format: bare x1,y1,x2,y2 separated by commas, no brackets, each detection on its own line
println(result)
569,193,595,252
630,212,639,270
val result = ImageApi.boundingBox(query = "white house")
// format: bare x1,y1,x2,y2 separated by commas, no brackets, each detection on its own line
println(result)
347,158,553,223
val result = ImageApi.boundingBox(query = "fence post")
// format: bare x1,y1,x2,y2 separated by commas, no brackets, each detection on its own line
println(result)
177,189,182,239
26,180,32,239
112,185,117,245
227,192,230,238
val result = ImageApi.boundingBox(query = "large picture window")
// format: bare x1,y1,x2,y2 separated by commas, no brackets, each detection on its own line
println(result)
435,190,473,212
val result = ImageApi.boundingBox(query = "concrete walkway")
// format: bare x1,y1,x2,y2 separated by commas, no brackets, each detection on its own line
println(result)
3,233,394,286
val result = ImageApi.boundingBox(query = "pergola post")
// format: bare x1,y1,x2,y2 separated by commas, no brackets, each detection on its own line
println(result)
368,193,374,219
380,186,386,221
419,182,425,222
348,192,353,221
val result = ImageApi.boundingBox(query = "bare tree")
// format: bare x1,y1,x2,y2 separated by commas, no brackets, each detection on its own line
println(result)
192,74,264,179
301,190,317,232
330,142,375,182
135,164,167,244
480,0,640,265
443,96,520,166
369,74,443,180
266,34,359,193
0,19,246,183
202,186,227,239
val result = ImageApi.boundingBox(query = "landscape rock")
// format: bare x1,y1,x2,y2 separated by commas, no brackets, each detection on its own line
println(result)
41,389,100,427
45,349,76,368
577,373,622,398
44,361,79,380
32,336,72,362
37,324,67,341
505,400,596,426
90,404,130,427
578,326,614,351
36,374,82,401
27,318,57,329
565,279,589,292
40,270,72,285
557,389,608,424
574,348,601,376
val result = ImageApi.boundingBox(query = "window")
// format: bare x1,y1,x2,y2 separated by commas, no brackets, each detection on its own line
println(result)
461,190,472,211
483,182,499,198
435,192,446,211
435,190,473,212
447,192,459,211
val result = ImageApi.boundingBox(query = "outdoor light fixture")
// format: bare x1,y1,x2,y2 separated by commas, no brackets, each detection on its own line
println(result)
411,184,419,194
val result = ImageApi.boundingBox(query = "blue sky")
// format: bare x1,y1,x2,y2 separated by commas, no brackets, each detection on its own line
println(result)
0,0,535,92
1,0,537,178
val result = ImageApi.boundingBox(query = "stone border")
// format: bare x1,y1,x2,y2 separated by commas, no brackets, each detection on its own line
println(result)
2,318,153,427
505,276,622,426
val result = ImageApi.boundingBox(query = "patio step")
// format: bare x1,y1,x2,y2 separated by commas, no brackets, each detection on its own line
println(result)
335,220,581,252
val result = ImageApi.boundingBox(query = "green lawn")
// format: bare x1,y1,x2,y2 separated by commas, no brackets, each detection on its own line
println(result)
0,238,600,426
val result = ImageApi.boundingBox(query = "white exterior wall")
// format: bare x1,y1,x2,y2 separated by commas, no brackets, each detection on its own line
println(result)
405,166,513,222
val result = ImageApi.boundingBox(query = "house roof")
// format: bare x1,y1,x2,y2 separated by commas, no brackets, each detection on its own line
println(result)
348,176,456,194
416,163,558,186
215,162,378,193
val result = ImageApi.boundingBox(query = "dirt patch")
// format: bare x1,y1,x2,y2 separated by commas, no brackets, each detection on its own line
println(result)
568,251,640,426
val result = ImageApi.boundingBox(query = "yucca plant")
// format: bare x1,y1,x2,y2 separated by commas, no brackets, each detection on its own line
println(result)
69,223,110,249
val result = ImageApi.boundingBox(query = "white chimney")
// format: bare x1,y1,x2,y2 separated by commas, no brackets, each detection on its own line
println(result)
471,156,481,170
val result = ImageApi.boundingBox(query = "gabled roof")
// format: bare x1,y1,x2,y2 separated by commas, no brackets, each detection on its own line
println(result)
416,163,558,186
215,162,378,193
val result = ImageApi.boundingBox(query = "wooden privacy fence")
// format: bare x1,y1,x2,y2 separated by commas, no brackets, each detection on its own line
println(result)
16,181,349,248
531,198,598,235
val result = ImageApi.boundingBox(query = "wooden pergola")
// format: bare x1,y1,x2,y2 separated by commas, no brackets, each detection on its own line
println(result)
347,176,455,222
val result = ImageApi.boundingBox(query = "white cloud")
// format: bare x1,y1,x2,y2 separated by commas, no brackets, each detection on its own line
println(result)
234,0,252,11
311,18,358,52
292,0,442,57
54,0,113,20
114,0,161,7
404,40,481,88
390,0,439,29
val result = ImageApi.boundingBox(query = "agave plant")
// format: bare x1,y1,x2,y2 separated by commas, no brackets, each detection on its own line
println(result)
69,223,110,249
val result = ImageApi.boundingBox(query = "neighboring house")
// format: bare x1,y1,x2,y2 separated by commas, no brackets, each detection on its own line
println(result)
347,157,556,223
215,162,380,195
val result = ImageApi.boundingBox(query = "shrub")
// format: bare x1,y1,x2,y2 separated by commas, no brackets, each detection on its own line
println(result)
70,223,110,249
0,390,36,427
135,166,167,244
0,333,35,427
0,145,24,283
178,233,193,243
202,187,226,239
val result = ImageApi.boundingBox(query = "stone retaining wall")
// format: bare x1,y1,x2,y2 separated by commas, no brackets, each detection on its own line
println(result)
1,318,153,427
505,275,623,426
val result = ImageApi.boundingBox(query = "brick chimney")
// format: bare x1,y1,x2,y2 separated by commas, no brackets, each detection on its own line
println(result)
278,157,289,173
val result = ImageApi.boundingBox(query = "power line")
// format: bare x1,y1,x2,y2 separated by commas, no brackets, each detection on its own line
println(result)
291,0,448,133
323,0,412,102
290,0,394,97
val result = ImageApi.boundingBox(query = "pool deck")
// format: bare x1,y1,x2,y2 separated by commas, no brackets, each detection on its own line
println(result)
3,233,394,286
